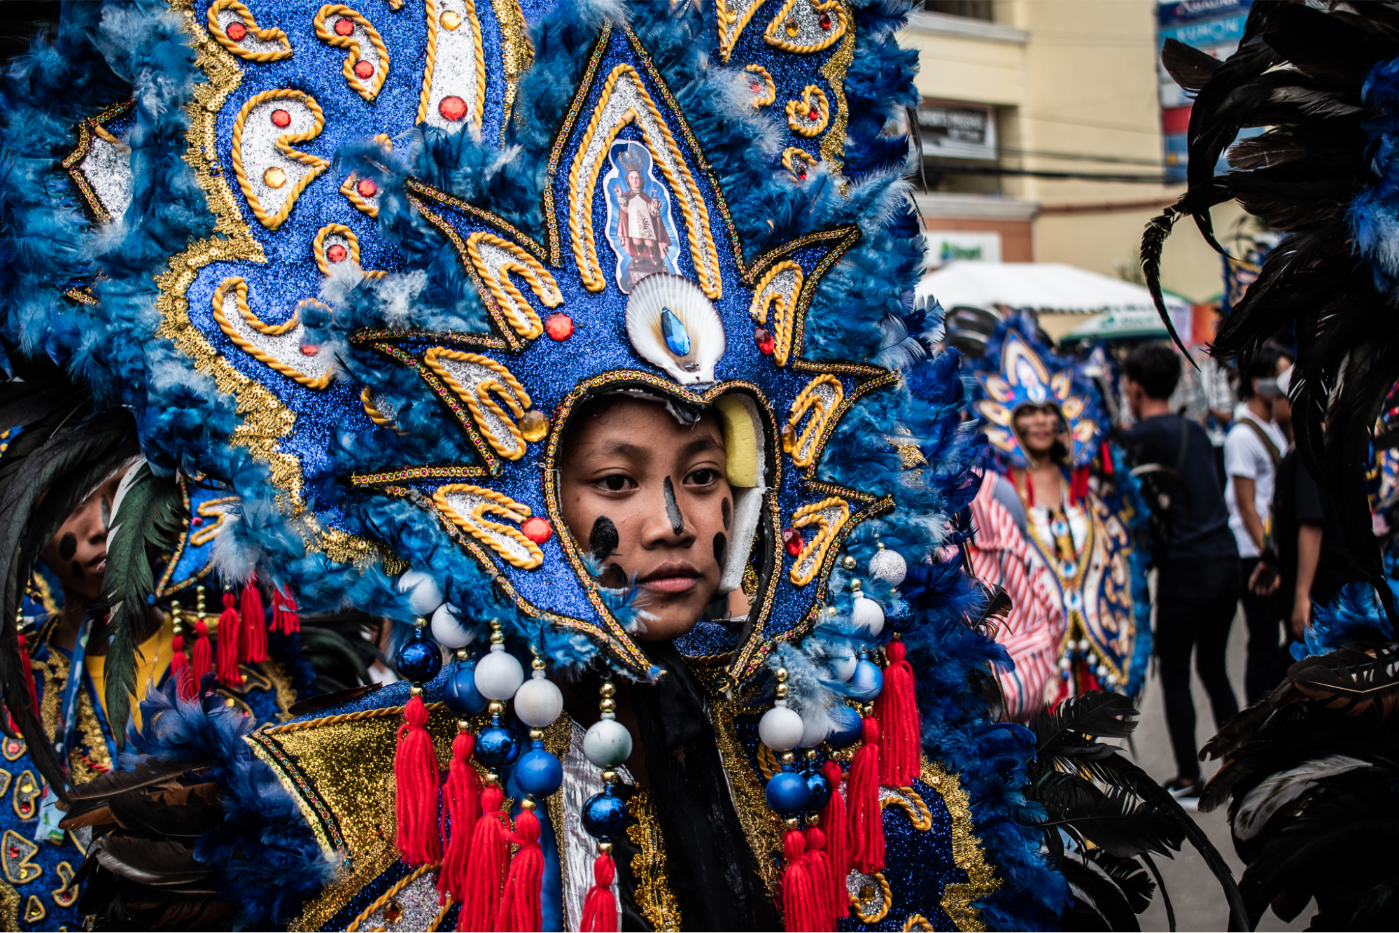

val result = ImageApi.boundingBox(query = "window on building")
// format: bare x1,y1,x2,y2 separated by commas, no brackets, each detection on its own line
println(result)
925,0,994,21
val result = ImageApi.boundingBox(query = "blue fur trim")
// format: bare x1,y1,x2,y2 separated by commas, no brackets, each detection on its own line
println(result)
1292,582,1394,659
1107,443,1153,697
124,683,338,931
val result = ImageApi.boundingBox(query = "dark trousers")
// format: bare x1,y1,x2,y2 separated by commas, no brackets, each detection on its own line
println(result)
1156,557,1241,780
1240,556,1283,703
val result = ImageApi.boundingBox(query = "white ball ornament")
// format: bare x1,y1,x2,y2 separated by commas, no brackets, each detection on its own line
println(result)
828,653,857,682
758,705,805,752
800,709,831,748
474,645,524,700
851,590,885,636
867,541,907,587
583,718,633,768
514,672,564,727
430,603,471,649
398,570,444,617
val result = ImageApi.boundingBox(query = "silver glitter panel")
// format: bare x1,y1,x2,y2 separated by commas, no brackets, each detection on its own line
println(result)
216,5,290,57
216,286,335,385
354,868,444,931
434,354,527,458
793,379,838,464
766,0,846,53
239,97,322,221
473,236,559,336
422,0,485,130
559,720,630,932
76,133,133,222
437,485,536,564
751,265,800,325
791,498,845,582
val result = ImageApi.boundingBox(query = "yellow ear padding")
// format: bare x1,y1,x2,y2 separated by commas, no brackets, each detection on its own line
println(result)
715,395,759,488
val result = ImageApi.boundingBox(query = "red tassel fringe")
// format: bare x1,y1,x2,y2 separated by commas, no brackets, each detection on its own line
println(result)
847,716,885,874
458,785,511,931
438,731,482,903
191,618,213,692
875,639,919,786
170,635,195,701
394,694,441,866
779,827,821,932
580,852,618,932
804,825,833,929
819,761,850,922
272,587,300,634
16,633,38,718
495,807,544,932
216,591,241,686
240,576,267,663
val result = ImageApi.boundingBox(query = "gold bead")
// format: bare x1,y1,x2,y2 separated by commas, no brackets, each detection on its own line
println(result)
600,682,616,698
808,813,821,827
529,728,544,741
521,796,537,811
440,9,461,29
842,554,857,570
599,697,616,713
409,684,424,697
601,769,618,784
457,719,471,732
532,654,546,671
780,751,794,764
775,683,789,699
456,648,469,660
520,409,549,443
262,166,286,189
775,667,788,681
598,841,613,853
488,699,506,715
805,748,818,761
784,815,800,828
484,771,499,785
850,577,862,592
415,616,427,629
490,630,505,645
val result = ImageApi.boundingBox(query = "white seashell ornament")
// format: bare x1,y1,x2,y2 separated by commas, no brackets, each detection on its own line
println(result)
624,273,726,385
868,540,907,586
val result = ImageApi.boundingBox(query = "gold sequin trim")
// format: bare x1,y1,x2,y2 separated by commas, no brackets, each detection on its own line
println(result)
229,88,329,231
922,760,999,932
207,0,293,61
626,790,683,931
61,99,135,224
313,4,391,102
818,7,856,167
786,84,830,138
492,0,534,140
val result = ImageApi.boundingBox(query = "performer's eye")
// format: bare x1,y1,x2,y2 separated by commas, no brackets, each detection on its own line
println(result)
596,474,636,493
685,468,721,487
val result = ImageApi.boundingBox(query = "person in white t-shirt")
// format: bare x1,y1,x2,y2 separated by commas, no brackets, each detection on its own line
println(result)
1222,341,1292,702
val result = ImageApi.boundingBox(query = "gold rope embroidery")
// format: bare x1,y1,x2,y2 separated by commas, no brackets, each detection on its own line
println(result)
431,482,544,568
786,84,830,138
788,374,843,468
749,260,804,367
418,0,488,128
763,0,849,54
229,88,329,231
210,278,334,390
744,64,776,108
463,231,562,341
313,4,391,102
789,495,850,586
421,347,534,460
206,0,293,61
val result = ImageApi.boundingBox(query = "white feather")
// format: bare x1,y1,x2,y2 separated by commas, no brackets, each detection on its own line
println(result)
624,274,725,385
1234,754,1369,841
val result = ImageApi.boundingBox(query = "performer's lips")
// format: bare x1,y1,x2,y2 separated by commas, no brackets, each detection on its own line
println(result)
639,561,700,594
89,552,107,574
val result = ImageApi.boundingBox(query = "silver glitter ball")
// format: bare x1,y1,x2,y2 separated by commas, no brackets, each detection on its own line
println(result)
867,544,907,586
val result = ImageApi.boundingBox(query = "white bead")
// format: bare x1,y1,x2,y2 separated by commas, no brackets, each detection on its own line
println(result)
1097,665,1110,678
1077,639,1091,652
851,594,885,636
868,547,907,586
828,653,857,682
514,674,564,727
583,718,633,768
758,705,805,752
474,647,524,700
430,603,470,649
1058,657,1071,671
398,570,444,617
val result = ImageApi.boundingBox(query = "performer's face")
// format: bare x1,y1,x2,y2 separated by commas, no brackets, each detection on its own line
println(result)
1013,404,1062,459
560,397,732,640
627,170,642,192
41,469,128,603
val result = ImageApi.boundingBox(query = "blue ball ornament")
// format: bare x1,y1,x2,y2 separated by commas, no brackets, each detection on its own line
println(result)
396,632,443,683
826,704,862,749
848,658,884,702
765,769,810,816
444,658,487,716
515,745,563,798
582,789,629,839
475,724,521,769
805,769,833,812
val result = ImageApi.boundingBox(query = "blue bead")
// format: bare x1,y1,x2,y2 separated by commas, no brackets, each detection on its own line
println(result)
475,725,520,769
661,308,690,356
805,770,833,812
582,790,629,839
826,704,862,749
765,770,810,816
848,658,884,701
515,745,563,798
443,658,486,716
396,633,443,684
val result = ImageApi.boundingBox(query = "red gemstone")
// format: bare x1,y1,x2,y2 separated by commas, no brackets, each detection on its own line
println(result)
783,527,804,557
6,845,18,859
270,109,291,128
438,95,467,121
334,16,355,36
755,327,775,355
300,345,320,356
521,516,553,544
797,169,808,180
750,82,761,92
354,60,374,79
327,243,348,263
356,177,378,198
819,12,832,30
192,516,203,527
544,312,574,341
226,21,247,41
808,108,819,121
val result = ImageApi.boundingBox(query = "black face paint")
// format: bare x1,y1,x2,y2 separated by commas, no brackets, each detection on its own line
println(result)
721,497,731,530
58,533,77,560
662,476,684,536
99,496,111,530
713,532,727,570
70,561,85,580
599,563,627,589
589,516,619,560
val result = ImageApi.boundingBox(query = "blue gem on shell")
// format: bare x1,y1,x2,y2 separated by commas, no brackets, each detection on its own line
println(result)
444,656,487,716
765,769,811,816
475,724,521,769
396,630,443,684
805,769,833,812
661,307,690,356
825,704,863,749
848,656,884,702
582,788,629,839
515,741,563,798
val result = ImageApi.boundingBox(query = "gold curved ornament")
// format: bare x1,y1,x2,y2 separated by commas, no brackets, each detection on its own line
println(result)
211,279,335,390
229,89,329,231
431,483,544,569
313,4,391,101
749,260,803,367
464,231,562,341
422,347,535,460
787,374,844,468
789,496,849,585
207,0,293,61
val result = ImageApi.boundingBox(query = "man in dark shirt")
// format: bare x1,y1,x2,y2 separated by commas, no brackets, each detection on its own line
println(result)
1120,343,1240,799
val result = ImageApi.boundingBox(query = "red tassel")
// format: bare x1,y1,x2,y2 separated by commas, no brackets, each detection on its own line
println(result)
191,619,213,692
240,576,267,663
874,639,919,786
394,694,441,865
847,716,885,874
458,785,511,931
272,587,300,634
170,635,195,702
804,825,834,929
580,852,618,932
779,827,821,932
495,807,544,932
16,634,38,719
216,591,241,686
1100,440,1115,475
438,731,482,903
819,761,850,921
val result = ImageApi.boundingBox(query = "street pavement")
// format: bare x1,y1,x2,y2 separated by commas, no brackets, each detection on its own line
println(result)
1130,601,1307,932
